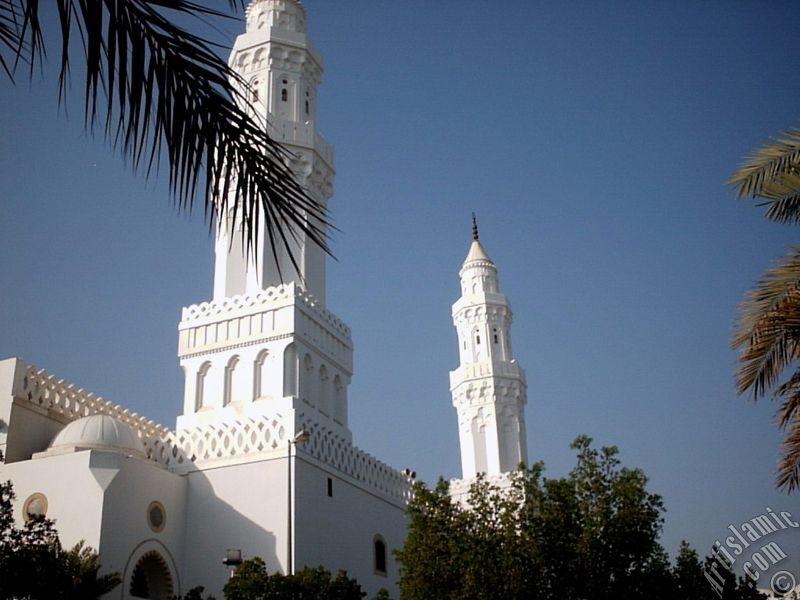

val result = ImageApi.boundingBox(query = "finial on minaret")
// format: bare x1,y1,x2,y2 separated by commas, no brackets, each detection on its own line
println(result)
471,213,479,241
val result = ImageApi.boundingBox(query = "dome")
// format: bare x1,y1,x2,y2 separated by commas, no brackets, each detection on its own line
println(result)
49,415,147,458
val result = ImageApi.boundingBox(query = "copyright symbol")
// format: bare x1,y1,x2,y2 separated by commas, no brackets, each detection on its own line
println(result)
771,570,796,597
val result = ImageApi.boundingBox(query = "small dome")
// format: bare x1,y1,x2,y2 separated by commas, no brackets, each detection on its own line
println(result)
49,415,146,458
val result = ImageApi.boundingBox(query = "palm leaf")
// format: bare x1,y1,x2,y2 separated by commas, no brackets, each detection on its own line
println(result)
0,0,329,276
777,418,800,492
733,247,800,398
733,247,800,491
728,129,800,224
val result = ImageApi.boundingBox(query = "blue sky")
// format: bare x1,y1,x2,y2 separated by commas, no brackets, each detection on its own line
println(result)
1,0,799,571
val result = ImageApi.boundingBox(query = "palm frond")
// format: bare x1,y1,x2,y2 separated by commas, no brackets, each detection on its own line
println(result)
777,417,800,492
732,247,800,399
2,0,329,272
733,247,800,491
728,129,800,224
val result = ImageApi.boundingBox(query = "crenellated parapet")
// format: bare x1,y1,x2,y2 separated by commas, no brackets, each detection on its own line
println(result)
19,363,170,439
178,283,351,368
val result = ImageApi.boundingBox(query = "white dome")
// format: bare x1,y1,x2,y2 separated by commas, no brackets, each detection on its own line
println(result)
49,415,147,458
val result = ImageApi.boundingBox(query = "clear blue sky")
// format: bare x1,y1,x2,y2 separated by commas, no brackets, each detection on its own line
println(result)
1,0,799,572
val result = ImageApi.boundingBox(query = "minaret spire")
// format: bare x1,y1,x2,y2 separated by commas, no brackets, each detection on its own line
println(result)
449,223,528,479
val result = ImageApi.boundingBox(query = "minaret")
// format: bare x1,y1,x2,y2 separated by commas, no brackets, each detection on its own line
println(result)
175,0,352,440
213,0,334,305
449,216,528,478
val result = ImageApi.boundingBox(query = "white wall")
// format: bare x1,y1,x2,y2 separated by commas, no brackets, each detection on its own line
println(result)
294,457,407,597
181,453,288,595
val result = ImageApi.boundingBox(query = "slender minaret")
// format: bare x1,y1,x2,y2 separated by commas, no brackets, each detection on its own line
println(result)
175,0,352,439
213,0,334,305
449,216,528,478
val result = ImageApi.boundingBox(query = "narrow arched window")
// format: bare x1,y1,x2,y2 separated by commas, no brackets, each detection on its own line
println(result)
282,344,297,397
223,355,240,406
254,349,269,400
373,536,387,575
196,362,211,411
251,80,259,101
303,354,315,406
493,328,499,344
333,375,345,425
281,88,288,102
318,365,329,415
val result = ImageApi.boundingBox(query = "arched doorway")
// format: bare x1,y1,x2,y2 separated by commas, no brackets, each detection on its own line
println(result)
129,550,174,600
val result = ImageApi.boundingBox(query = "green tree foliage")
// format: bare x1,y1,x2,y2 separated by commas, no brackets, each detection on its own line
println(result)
0,0,328,269
729,129,800,491
223,557,365,600
172,585,217,600
395,436,766,600
0,480,121,599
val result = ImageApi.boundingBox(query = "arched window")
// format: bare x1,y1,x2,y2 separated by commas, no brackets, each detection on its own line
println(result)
493,328,499,344
130,551,174,600
318,365,329,415
281,88,288,102
223,355,240,406
254,349,269,400
373,535,387,575
303,354,314,406
283,344,297,397
195,362,211,411
333,375,345,425
251,79,259,101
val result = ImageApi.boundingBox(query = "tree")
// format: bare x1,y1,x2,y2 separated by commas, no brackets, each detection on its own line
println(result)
223,558,365,600
0,0,328,272
396,437,667,600
0,480,121,599
172,585,217,600
729,129,800,491
395,436,766,600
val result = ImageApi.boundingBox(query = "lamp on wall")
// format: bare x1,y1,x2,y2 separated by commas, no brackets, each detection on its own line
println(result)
287,429,310,575
222,548,243,579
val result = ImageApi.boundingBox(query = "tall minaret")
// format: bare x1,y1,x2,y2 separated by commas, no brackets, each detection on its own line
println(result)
175,0,352,440
449,216,528,479
213,0,334,305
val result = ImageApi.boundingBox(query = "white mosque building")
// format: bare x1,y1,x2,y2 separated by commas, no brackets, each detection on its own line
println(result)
0,1,529,598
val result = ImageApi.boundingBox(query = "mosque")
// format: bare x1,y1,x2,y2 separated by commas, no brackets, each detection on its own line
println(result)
0,1,528,598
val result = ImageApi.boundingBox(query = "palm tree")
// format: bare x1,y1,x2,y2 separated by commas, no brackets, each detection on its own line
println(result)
0,0,328,272
729,129,800,492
